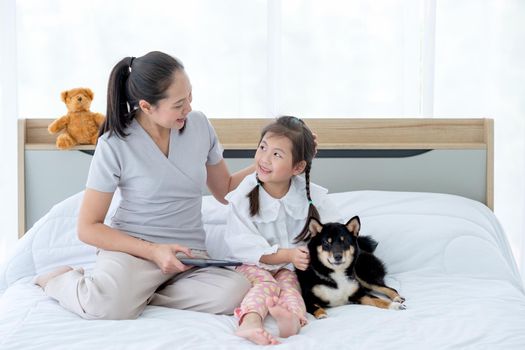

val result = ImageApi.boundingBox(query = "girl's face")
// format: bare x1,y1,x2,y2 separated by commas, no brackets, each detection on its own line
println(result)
140,69,193,130
255,132,306,186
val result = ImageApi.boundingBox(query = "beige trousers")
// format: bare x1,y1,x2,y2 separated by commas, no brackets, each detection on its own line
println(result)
45,250,250,320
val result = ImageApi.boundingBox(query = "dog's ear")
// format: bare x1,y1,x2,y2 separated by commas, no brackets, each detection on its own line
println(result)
308,217,323,237
293,216,323,243
345,216,361,237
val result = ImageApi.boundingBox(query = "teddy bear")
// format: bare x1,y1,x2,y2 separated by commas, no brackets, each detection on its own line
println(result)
48,87,105,149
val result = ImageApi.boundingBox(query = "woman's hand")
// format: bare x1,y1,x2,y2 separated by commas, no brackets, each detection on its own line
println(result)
150,243,194,274
289,246,310,271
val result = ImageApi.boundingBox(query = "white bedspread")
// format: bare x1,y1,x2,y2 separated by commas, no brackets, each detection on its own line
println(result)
1,190,525,349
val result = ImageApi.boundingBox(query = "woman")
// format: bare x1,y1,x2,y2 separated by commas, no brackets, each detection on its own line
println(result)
35,51,251,320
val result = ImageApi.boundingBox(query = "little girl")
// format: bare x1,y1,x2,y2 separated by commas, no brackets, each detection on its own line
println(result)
210,116,341,345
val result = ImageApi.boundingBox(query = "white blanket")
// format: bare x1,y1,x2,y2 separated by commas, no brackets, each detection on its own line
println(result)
1,190,525,349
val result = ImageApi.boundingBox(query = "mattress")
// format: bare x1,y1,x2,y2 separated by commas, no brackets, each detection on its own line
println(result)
1,190,525,349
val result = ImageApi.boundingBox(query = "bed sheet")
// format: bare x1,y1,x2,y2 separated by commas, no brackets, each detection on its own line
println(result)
1,190,525,349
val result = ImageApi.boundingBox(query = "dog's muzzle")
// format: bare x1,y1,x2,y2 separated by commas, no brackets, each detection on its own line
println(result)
329,253,345,265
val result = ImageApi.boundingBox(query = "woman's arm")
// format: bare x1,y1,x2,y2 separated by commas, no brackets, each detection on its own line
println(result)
206,160,255,204
77,189,192,273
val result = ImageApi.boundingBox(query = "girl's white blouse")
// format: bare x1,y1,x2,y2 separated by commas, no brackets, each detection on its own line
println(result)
220,172,342,270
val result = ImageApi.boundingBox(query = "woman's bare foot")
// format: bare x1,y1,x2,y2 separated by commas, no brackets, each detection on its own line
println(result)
267,297,301,338
34,266,73,289
235,313,280,345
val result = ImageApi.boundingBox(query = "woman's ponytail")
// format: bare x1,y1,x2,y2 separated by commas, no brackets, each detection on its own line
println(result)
99,57,134,138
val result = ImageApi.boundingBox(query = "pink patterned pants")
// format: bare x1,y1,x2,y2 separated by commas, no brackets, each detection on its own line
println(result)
235,265,307,325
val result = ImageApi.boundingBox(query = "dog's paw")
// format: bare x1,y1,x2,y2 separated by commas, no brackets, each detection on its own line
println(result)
313,308,328,319
389,301,407,310
393,296,406,304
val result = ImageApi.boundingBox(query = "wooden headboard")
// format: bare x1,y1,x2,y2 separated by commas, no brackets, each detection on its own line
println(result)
18,118,494,237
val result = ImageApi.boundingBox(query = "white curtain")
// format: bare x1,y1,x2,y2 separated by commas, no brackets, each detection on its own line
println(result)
4,0,525,282
0,0,18,264
433,0,525,278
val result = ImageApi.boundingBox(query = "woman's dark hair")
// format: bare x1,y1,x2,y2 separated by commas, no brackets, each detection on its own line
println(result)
247,116,320,242
99,51,185,138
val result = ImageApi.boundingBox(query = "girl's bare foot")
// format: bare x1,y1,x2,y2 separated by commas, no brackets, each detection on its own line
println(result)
235,312,280,345
267,297,301,338
34,266,73,289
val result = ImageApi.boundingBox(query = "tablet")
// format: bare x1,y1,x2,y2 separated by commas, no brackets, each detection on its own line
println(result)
179,258,243,267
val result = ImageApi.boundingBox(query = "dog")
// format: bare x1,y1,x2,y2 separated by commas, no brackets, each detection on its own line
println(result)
295,216,406,319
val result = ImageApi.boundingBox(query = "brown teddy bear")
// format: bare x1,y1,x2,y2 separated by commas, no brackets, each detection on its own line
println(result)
48,87,105,149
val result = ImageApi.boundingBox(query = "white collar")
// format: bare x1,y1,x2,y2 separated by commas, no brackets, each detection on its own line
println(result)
226,172,328,223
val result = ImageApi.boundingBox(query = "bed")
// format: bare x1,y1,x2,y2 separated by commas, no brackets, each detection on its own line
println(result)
2,117,525,349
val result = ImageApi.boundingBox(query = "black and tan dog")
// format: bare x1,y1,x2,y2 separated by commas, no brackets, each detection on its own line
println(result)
295,216,406,319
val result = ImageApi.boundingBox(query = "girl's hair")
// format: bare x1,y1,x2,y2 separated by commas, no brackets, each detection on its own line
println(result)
99,51,185,138
247,116,320,242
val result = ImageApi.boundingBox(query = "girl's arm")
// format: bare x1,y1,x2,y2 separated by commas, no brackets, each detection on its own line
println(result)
214,201,278,262
259,249,292,265
206,159,255,204
260,247,310,271
77,188,192,273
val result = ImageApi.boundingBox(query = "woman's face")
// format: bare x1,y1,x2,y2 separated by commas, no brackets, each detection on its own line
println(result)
142,69,193,130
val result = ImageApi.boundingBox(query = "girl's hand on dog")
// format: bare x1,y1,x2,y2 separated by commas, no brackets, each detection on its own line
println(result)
150,243,194,274
290,246,310,271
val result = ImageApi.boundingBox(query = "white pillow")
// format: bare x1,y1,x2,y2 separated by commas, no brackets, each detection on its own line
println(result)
0,190,120,292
